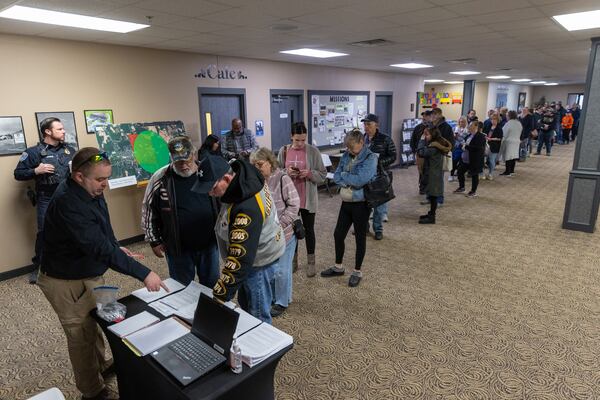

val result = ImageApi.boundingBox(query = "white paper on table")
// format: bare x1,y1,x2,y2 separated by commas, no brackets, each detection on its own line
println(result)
159,281,203,309
131,278,185,303
148,301,176,317
234,308,262,338
124,317,189,356
107,311,159,338
237,322,293,367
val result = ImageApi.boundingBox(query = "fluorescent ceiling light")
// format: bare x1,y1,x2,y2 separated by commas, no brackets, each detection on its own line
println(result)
450,71,480,75
280,48,347,58
531,81,547,84
443,81,463,84
553,9,600,31
423,79,444,83
512,78,532,82
544,83,559,86
390,63,433,69
0,5,149,33
487,75,511,79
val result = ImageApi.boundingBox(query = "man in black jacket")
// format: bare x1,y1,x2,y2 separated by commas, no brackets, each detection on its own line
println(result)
362,113,396,240
519,107,536,159
142,136,227,287
536,106,556,156
411,111,431,195
38,147,165,400
14,117,75,284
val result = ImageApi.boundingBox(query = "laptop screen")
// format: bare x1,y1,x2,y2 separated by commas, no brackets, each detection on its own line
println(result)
192,293,239,356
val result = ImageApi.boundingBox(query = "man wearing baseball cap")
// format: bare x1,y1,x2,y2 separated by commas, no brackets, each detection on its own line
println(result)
142,136,228,287
196,157,285,323
361,113,396,240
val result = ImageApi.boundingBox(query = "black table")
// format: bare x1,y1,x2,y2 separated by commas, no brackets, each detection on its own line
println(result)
93,295,292,400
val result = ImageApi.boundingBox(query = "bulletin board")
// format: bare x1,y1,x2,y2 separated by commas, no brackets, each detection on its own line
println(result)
308,90,370,148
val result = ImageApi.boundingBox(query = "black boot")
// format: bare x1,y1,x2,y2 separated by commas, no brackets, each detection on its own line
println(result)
419,214,436,224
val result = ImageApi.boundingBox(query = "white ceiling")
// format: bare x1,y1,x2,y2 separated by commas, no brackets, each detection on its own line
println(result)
0,0,597,83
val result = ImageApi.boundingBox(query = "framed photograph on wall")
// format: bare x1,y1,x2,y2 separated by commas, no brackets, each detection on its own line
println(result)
518,92,527,112
35,111,79,150
0,116,27,156
84,109,114,134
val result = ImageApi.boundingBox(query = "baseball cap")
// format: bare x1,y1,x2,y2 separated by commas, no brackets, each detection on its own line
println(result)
191,154,231,194
168,136,193,162
361,113,379,123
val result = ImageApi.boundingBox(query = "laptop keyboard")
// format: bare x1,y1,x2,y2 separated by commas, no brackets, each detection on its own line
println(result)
169,335,223,373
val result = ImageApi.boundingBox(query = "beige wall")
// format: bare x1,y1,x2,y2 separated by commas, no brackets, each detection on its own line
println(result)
423,83,464,121
472,81,489,121
531,84,585,106
0,33,421,274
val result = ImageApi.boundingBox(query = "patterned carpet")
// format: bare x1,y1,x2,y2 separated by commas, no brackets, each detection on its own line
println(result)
2,143,600,400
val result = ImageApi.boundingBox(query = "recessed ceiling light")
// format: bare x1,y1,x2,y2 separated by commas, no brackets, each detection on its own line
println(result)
390,63,433,69
553,9,600,31
0,5,149,33
544,83,559,86
531,81,547,84
423,79,444,83
443,81,463,84
280,48,347,58
487,75,511,79
450,71,480,75
512,78,532,82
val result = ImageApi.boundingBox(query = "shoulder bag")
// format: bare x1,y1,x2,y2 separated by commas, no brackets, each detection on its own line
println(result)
364,161,395,208
279,174,305,239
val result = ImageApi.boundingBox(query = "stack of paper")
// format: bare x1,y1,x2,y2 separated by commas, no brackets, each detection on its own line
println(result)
123,317,189,356
236,323,293,367
107,311,159,338
131,278,185,303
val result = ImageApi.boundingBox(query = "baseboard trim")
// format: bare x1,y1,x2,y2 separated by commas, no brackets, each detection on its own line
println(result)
0,264,36,282
0,234,146,282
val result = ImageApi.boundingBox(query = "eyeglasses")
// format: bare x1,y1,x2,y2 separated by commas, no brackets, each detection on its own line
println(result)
73,151,109,171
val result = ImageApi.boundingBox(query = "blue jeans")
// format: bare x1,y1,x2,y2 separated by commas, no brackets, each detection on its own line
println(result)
271,235,297,308
34,193,52,266
372,203,388,233
238,259,277,324
487,152,498,176
165,244,220,287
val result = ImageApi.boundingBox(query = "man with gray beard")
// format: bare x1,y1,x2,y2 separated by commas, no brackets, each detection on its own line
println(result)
142,136,226,286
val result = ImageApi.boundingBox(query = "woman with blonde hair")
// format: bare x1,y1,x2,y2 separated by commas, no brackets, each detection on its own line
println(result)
251,148,300,317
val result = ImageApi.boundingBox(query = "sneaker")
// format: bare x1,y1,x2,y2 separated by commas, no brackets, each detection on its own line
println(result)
374,232,383,240
419,213,431,220
348,272,362,287
448,176,455,182
383,214,389,222
270,304,286,318
546,153,551,156
500,171,510,176
482,175,488,181
535,152,541,155
420,199,430,205
321,266,345,277
453,187,465,193
488,175,494,181
466,191,478,198
506,174,514,178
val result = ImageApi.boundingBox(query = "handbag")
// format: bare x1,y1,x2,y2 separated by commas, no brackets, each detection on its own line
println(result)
279,175,305,239
364,162,395,208
442,152,452,172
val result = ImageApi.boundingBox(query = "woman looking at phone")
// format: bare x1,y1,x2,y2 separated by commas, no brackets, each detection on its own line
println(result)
277,122,327,278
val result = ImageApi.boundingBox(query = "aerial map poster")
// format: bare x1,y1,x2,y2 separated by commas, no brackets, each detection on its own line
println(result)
95,120,187,189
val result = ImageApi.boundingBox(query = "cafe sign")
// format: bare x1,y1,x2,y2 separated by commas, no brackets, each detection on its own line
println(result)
194,65,247,80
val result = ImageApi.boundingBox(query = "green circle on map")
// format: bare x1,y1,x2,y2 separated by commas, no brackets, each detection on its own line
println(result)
133,130,170,174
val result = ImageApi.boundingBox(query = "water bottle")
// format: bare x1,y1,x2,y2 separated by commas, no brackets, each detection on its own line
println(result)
230,338,242,374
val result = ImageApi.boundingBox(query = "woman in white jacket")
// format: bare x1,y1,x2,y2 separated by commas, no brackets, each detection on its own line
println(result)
499,110,523,177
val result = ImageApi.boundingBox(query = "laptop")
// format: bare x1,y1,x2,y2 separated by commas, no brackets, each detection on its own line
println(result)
151,293,240,386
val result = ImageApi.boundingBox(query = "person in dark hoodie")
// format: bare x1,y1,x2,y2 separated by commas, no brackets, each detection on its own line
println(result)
202,158,285,324
198,135,223,159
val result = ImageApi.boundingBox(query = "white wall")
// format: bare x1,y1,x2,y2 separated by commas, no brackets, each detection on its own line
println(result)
423,83,464,121
486,82,534,111
531,84,586,106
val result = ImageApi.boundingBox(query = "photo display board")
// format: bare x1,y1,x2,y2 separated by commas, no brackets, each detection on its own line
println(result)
308,91,369,147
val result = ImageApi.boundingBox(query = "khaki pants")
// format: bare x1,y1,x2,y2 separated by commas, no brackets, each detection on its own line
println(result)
38,273,111,398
